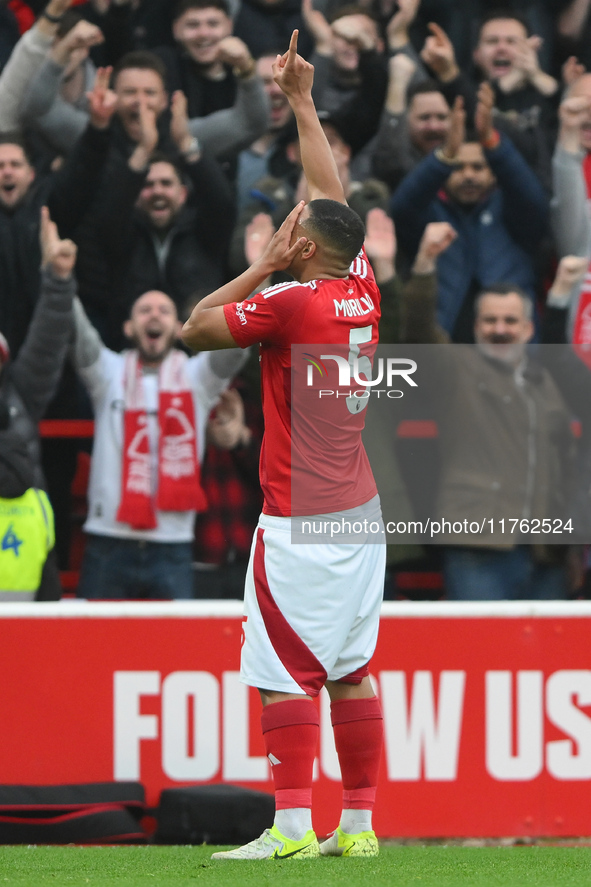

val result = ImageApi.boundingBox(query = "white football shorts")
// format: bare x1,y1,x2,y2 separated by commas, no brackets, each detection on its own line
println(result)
240,498,386,696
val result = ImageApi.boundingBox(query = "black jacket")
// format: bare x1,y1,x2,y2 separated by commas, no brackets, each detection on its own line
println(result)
76,123,235,348
155,46,238,121
0,270,75,498
0,123,109,356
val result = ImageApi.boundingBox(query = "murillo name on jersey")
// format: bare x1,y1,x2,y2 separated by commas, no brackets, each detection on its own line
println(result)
333,294,375,317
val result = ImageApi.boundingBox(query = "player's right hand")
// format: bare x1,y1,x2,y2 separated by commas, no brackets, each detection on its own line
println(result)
257,201,307,272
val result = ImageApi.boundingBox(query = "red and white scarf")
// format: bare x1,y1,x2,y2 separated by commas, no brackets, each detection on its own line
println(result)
116,350,207,530
572,153,591,367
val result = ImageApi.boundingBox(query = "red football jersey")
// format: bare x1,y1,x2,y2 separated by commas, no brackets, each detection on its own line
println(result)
224,250,381,516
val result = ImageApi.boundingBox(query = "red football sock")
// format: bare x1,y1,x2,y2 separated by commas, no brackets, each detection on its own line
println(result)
261,699,319,810
331,696,383,810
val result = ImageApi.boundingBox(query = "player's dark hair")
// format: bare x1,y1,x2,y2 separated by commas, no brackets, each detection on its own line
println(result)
112,51,167,87
477,8,530,37
306,199,365,265
174,0,230,21
475,282,533,320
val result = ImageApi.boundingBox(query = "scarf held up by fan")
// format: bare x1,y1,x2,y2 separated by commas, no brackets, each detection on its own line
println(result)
116,350,207,530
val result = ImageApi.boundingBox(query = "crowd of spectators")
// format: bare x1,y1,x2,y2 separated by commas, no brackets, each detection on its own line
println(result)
2,0,591,600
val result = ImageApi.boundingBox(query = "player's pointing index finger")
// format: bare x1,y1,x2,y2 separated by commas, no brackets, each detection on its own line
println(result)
276,28,299,71
288,29,299,57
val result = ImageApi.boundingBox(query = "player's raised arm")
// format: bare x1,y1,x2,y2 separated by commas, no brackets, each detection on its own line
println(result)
273,30,346,205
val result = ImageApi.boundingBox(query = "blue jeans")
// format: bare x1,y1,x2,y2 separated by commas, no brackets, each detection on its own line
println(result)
443,546,568,601
77,534,194,600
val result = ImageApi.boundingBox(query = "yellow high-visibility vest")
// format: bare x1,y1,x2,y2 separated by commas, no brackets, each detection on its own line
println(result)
0,489,54,596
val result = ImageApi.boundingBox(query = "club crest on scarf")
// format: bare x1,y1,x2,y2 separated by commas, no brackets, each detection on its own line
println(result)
126,414,151,496
161,396,198,479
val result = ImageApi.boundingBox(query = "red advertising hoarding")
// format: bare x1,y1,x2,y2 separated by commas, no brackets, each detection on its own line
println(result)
1,600,591,838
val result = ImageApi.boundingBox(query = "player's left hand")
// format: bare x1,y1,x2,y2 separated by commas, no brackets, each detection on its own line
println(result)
257,200,307,272
273,31,314,101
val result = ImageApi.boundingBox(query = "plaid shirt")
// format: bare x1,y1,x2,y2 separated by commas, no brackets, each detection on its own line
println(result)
193,381,263,565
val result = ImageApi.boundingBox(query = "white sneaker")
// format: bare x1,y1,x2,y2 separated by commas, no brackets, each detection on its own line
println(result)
211,824,320,860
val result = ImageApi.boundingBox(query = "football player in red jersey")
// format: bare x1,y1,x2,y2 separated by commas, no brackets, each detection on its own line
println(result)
182,30,385,861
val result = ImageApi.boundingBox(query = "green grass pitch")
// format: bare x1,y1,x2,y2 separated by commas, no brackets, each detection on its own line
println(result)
2,845,591,887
